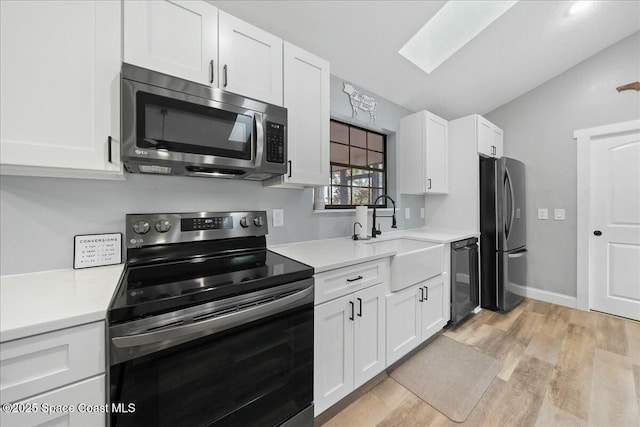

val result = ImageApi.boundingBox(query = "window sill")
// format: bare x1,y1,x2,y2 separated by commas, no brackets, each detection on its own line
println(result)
312,208,394,215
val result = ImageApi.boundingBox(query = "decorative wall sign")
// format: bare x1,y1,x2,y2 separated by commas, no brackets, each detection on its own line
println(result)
343,81,378,123
74,233,122,269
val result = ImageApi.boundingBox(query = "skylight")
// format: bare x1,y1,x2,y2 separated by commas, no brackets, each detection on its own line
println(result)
399,0,519,74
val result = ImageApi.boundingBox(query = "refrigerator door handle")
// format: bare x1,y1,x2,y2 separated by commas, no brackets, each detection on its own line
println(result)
504,169,515,241
508,248,527,258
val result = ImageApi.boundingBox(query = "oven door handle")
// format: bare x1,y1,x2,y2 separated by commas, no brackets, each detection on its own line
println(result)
111,285,313,348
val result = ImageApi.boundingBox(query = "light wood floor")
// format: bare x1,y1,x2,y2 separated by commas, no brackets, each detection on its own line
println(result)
321,298,640,427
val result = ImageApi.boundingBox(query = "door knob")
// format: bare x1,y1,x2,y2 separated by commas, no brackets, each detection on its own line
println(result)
593,230,602,236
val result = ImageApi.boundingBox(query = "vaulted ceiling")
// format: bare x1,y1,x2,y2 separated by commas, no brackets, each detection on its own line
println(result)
210,1,640,120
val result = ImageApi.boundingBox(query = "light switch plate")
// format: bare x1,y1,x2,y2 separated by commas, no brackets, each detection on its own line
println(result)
554,208,566,220
405,208,411,219
420,208,425,218
538,208,548,220
273,209,284,227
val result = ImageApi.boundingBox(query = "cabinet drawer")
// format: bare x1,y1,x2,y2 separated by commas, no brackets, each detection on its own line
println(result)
1,322,105,404
314,258,389,305
0,375,105,427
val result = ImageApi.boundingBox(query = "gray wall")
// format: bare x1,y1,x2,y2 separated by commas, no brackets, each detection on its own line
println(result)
0,76,422,275
485,32,640,297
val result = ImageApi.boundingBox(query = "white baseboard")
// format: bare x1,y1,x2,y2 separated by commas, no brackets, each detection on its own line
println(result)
511,284,577,309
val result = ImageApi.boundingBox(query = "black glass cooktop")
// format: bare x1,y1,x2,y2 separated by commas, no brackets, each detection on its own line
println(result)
109,249,313,324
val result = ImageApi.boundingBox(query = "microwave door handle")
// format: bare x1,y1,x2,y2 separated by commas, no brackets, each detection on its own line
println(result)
254,112,264,167
187,170,244,178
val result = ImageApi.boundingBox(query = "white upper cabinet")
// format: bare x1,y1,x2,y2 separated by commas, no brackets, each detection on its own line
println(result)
265,42,330,188
218,11,283,105
124,0,218,86
0,0,122,179
398,110,449,194
477,116,503,158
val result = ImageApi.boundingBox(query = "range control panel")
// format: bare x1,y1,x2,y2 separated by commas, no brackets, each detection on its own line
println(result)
126,211,268,248
265,121,285,164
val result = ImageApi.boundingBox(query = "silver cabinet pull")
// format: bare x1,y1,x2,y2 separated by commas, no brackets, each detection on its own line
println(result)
223,64,228,87
209,60,214,84
427,178,432,190
419,287,424,302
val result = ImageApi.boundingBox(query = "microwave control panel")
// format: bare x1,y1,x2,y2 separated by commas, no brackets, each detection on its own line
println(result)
265,122,285,164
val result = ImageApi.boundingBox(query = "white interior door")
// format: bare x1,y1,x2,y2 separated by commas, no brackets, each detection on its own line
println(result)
590,132,640,321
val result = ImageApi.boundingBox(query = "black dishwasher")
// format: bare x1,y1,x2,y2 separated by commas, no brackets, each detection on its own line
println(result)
451,238,480,325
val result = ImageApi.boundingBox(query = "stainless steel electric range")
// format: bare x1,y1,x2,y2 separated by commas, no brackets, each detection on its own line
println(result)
107,211,314,427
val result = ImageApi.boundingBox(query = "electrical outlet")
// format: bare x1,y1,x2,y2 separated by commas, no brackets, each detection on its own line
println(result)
405,208,411,219
554,208,566,220
273,209,284,227
538,208,548,220
420,208,425,218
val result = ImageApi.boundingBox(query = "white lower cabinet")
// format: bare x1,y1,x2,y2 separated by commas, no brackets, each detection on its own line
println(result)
314,282,386,416
0,376,105,427
386,273,448,366
0,322,106,426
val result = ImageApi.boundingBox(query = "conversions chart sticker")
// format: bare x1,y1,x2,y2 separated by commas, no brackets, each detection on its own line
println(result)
74,233,122,269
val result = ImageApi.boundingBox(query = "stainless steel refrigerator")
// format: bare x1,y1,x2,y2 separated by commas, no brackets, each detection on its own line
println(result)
479,156,527,311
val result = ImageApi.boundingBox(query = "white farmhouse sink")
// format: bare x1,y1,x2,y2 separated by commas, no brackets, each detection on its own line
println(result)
366,238,445,291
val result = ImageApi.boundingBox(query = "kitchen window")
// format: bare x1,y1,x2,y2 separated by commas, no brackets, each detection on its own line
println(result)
325,120,387,208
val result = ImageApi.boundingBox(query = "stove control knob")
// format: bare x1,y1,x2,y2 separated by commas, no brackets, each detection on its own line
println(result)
240,217,250,228
133,220,150,234
253,216,265,227
155,220,172,233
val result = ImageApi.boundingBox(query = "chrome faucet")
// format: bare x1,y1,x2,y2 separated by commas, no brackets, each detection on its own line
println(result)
371,195,397,238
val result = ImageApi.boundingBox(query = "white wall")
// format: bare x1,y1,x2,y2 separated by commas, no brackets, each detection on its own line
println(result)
485,31,640,297
0,76,423,275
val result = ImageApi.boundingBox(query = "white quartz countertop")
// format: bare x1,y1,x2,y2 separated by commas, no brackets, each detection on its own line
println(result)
270,228,478,273
0,264,124,342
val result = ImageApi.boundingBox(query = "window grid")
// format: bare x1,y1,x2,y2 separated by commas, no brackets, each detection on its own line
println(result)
326,120,387,209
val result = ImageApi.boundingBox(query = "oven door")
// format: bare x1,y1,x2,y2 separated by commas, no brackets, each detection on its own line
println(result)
108,280,313,427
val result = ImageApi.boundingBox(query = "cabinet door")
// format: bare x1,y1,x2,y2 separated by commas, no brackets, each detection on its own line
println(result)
477,117,503,158
0,0,121,178
398,112,427,194
493,127,504,158
314,295,354,416
0,375,105,427
219,11,283,105
420,274,447,341
353,284,386,388
477,118,494,157
386,285,422,366
425,113,449,194
282,42,330,186
124,0,218,86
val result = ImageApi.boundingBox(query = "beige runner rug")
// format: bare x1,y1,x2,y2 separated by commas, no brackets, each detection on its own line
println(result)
389,335,502,423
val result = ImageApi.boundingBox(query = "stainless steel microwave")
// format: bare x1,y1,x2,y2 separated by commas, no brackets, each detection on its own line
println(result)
121,64,287,180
